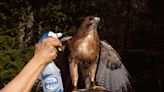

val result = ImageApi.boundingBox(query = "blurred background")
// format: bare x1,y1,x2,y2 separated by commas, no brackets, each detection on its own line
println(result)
0,0,163,92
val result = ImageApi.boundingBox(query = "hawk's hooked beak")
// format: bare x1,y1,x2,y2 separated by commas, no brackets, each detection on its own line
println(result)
90,17,100,30
94,17,100,22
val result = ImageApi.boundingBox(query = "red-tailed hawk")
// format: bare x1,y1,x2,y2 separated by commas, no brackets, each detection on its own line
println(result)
68,16,101,91
55,16,132,92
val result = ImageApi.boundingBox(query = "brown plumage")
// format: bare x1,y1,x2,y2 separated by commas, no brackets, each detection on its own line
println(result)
54,16,132,92
67,16,100,91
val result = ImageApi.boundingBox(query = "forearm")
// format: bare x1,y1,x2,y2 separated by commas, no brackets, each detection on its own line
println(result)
1,57,46,92
0,37,62,92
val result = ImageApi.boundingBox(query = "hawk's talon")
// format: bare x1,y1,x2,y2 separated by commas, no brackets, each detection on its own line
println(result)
91,85,106,91
72,86,78,92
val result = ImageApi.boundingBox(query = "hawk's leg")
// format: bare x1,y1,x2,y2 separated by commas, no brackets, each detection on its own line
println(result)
69,62,78,91
89,62,97,88
89,62,106,91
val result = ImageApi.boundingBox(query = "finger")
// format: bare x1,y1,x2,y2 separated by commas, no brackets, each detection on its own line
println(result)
35,43,38,48
47,45,58,60
34,43,40,51
51,47,58,59
42,37,62,47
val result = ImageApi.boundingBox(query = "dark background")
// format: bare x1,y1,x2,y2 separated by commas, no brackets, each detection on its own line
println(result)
0,0,163,92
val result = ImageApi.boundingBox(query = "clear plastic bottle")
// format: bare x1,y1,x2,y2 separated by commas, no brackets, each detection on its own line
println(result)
39,31,64,92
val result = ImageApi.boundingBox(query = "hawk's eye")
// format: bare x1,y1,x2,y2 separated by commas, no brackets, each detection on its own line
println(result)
89,17,93,21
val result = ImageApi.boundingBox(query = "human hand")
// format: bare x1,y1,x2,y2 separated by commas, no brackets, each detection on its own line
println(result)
33,37,62,65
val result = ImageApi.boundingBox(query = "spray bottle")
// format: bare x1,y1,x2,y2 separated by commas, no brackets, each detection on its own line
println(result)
38,31,64,92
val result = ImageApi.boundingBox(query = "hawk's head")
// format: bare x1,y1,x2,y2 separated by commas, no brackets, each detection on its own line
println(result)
80,16,100,31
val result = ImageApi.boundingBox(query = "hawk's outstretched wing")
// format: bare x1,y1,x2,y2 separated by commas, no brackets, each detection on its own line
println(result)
96,41,132,92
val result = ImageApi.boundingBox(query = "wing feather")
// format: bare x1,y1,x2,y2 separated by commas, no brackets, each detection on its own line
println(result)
96,41,132,92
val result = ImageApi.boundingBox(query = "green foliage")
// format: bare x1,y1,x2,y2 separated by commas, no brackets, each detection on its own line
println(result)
0,34,34,83
35,0,68,33
0,48,33,83
0,0,68,84
0,26,34,83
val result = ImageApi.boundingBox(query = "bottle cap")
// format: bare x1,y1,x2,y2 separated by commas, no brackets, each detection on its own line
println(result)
48,31,63,38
